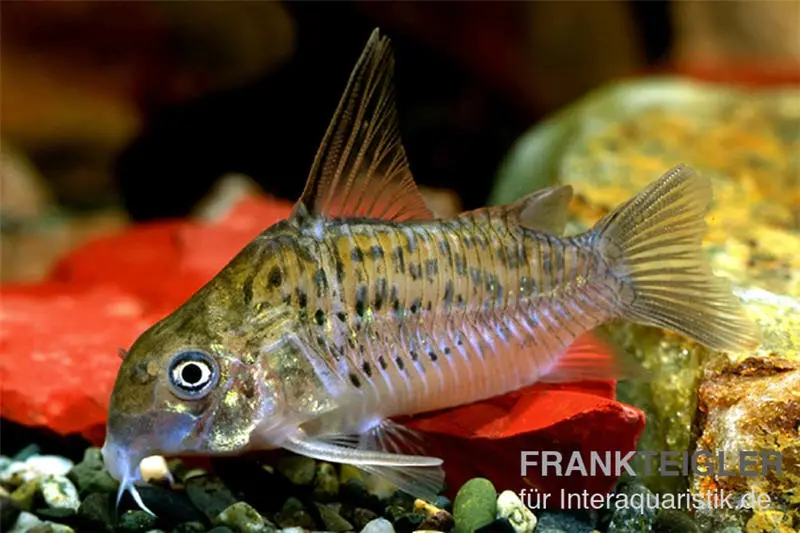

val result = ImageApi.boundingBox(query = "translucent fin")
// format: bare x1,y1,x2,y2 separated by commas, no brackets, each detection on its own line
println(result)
589,164,760,352
118,347,128,360
284,423,444,501
513,184,573,235
294,28,433,222
284,429,442,468
358,462,444,502
539,330,649,383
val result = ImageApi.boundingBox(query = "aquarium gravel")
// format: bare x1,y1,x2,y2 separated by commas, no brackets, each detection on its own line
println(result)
0,442,711,533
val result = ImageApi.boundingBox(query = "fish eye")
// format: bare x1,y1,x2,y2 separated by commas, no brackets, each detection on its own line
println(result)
167,350,219,400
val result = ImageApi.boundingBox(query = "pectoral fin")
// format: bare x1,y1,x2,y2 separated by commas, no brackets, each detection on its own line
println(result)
283,421,444,500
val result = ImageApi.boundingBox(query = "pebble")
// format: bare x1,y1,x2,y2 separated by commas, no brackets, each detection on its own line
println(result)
123,485,207,526
361,517,396,533
414,499,454,532
475,517,516,532
606,480,658,533
278,528,305,533
0,454,74,490
10,479,39,510
35,507,77,522
653,509,699,533
183,469,209,482
275,497,315,529
315,502,354,531
1,461,36,486
166,459,188,483
26,456,75,477
496,490,536,533
12,444,41,462
8,510,42,533
453,478,497,533
184,475,238,521
1,495,22,530
28,522,75,532
77,492,113,532
342,478,381,513
39,475,81,510
67,448,118,494
352,507,380,529
276,456,316,486
118,509,157,532
172,522,206,533
535,511,596,533
214,501,275,533
0,455,12,472
206,527,235,533
312,462,340,501
139,456,171,485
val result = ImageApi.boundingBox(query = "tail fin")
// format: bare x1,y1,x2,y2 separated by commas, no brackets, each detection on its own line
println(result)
588,165,760,352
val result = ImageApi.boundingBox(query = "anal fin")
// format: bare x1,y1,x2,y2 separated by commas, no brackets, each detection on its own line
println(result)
539,330,649,383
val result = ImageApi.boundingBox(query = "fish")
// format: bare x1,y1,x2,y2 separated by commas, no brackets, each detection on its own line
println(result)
101,28,760,514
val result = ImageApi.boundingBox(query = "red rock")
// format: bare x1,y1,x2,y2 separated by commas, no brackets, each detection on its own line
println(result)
0,283,158,435
408,394,644,503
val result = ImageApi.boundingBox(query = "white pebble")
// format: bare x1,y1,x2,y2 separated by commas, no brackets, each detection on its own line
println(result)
360,517,396,533
139,455,171,484
25,455,74,477
40,474,81,510
279,528,306,533
8,511,41,533
497,490,537,533
0,462,35,486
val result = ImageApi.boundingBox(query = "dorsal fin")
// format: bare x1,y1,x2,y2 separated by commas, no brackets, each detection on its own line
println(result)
293,29,433,222
512,184,573,235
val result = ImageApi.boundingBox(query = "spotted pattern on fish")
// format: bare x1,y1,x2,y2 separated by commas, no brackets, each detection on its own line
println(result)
241,212,602,422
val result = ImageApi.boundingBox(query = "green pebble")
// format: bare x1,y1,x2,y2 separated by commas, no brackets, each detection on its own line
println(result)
312,462,340,501
166,459,188,483
67,448,118,495
275,498,315,530
118,510,157,532
314,502,353,532
39,475,80,510
276,456,316,486
214,501,274,533
453,478,497,533
10,479,39,511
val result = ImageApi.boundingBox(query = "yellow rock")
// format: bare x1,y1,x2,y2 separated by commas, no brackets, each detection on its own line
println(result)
746,510,795,533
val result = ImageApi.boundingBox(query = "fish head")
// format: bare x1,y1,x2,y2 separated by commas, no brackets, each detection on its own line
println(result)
102,264,292,509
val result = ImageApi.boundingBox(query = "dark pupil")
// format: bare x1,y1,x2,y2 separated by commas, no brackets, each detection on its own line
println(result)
181,363,203,385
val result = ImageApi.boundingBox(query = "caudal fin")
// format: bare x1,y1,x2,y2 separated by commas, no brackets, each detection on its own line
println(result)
588,165,760,352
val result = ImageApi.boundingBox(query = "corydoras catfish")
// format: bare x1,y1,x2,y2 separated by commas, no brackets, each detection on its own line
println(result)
102,29,760,512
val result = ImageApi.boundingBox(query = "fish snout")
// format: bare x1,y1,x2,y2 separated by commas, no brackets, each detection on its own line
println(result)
103,411,196,481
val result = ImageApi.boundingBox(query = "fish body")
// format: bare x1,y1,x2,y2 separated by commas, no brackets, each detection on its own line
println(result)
102,29,760,511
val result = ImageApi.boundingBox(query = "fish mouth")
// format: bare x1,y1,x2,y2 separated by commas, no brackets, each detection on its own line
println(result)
102,411,196,516
100,437,155,516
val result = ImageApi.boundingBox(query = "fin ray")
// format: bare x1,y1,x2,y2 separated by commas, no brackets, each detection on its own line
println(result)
588,164,760,352
295,29,433,222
